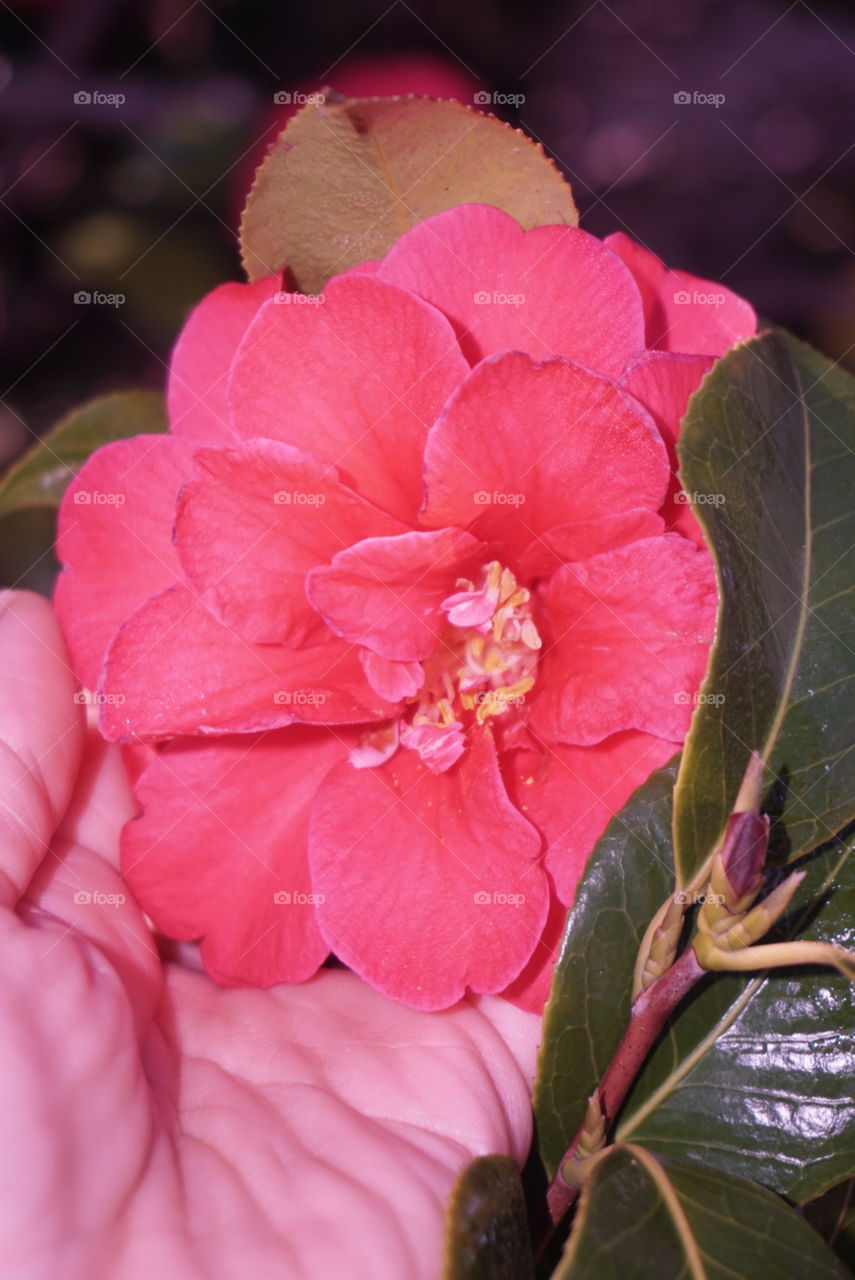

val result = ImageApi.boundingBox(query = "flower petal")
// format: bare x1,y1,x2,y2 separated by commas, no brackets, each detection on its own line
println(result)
122,729,355,985
606,232,757,357
421,353,669,563
307,528,485,661
619,350,713,549
530,536,717,745
309,727,548,1009
504,728,678,903
498,880,567,1014
376,204,646,375
229,275,469,523
175,438,405,646
518,509,665,578
168,275,281,442
100,586,392,742
55,435,201,689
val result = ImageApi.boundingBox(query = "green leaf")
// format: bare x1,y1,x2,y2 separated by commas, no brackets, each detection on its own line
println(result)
533,759,679,1178
240,95,577,292
552,1146,852,1279
673,331,855,885
0,391,167,515
804,1178,855,1271
442,1155,533,1280
614,834,855,1203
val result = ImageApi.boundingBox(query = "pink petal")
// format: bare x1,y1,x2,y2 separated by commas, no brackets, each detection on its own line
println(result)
122,729,356,985
518,509,665,578
421,353,669,563
619,350,713,549
307,528,485,662
100,586,393,742
531,536,718,745
498,881,568,1014
360,652,424,702
376,204,645,373
504,729,677,904
175,438,405,646
309,727,549,1009
606,233,757,357
55,435,201,689
229,275,469,523
168,275,281,442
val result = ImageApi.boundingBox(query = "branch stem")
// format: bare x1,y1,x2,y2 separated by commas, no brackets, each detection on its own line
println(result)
544,944,706,1230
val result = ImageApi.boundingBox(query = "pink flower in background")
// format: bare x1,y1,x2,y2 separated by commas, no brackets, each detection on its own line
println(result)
55,204,754,1011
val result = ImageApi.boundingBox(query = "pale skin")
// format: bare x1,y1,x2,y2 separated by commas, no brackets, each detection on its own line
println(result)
0,591,541,1280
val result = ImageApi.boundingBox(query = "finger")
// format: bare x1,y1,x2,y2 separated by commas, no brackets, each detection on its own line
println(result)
0,591,83,909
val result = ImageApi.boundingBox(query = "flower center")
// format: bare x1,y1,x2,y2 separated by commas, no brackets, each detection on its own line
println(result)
365,561,541,773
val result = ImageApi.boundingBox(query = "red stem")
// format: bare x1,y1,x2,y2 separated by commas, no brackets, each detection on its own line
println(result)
544,944,706,1229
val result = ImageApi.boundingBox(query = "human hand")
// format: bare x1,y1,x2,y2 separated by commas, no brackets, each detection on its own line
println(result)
0,591,540,1279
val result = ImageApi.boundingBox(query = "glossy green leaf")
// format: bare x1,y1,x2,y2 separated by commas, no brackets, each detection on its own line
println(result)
0,391,167,515
615,834,855,1203
673,331,855,885
553,1146,851,1279
533,759,679,1177
442,1155,533,1279
804,1178,855,1271
240,95,578,292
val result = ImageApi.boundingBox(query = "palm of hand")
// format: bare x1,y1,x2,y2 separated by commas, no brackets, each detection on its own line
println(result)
0,593,538,1280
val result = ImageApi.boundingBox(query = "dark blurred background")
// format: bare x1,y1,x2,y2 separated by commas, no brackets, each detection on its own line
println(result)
1,0,853,585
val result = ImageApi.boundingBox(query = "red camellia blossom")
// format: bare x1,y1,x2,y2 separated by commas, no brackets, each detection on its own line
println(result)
55,205,756,1012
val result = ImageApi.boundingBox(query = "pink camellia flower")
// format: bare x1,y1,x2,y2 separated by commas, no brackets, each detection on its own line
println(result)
55,205,755,1012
